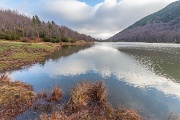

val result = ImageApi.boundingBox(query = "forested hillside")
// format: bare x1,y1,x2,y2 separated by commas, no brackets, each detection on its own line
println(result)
109,1,180,43
0,10,96,42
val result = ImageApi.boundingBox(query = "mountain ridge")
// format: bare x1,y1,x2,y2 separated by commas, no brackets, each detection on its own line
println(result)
109,0,180,43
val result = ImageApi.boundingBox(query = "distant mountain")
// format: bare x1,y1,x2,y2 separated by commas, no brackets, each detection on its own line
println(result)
0,10,96,42
109,1,180,43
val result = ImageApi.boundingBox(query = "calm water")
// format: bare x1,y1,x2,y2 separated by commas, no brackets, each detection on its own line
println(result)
4,42,180,119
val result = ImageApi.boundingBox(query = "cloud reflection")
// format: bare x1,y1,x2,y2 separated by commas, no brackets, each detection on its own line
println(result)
26,43,180,99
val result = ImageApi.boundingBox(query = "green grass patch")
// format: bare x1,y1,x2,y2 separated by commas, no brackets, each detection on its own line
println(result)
0,40,58,71
26,43,53,50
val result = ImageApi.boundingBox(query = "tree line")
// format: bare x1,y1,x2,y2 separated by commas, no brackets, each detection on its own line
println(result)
0,10,96,42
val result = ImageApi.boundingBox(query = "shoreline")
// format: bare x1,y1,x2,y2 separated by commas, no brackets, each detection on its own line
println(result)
0,40,92,72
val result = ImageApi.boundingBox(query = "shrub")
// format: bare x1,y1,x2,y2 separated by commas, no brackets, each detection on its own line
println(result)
39,31,46,38
11,30,21,40
43,37,60,43
4,34,12,40
70,38,76,43
0,32,5,39
61,37,69,42
0,32,20,40
43,37,50,42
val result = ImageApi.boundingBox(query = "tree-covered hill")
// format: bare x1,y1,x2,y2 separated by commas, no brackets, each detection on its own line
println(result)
0,10,96,42
109,0,180,43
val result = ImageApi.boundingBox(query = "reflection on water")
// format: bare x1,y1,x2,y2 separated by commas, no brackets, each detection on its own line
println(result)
7,42,180,120
117,43,180,82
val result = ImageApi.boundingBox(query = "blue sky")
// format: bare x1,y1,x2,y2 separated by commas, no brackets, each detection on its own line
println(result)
79,0,104,6
0,0,177,39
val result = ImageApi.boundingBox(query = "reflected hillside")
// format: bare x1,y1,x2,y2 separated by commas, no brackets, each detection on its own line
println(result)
46,45,92,61
37,44,92,67
118,43,180,82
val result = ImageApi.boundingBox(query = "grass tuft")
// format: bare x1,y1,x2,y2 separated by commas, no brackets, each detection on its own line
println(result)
40,81,142,120
65,81,93,112
0,74,11,83
91,81,106,102
39,111,67,120
37,91,48,99
116,108,142,120
50,86,62,102
39,113,48,120
0,74,34,119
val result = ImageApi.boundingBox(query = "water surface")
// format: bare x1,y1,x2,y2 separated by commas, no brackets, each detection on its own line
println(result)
4,42,180,119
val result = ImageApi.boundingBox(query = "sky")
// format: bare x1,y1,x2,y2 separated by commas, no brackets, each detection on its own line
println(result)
0,0,177,39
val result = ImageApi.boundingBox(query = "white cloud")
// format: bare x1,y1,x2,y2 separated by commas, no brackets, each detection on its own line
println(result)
41,0,176,39
45,0,91,22
0,0,177,39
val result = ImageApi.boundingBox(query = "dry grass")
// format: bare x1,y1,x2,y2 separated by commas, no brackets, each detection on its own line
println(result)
50,86,62,102
0,74,11,82
65,81,93,112
91,81,106,102
0,77,142,120
39,113,48,120
116,108,142,120
63,81,141,120
36,86,62,102
65,81,107,113
39,112,67,120
36,91,48,99
0,74,34,119
32,86,63,114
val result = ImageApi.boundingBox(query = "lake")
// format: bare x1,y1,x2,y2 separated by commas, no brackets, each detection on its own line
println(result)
4,42,180,119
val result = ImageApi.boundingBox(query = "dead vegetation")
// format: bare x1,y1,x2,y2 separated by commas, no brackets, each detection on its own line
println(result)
50,86,62,102
0,74,34,119
0,74,142,120
38,81,142,120
32,86,62,115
